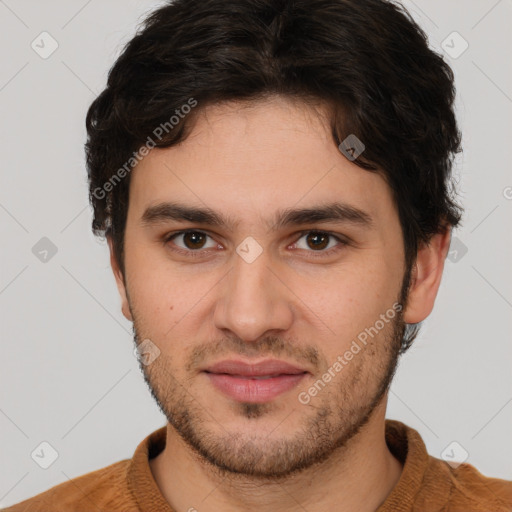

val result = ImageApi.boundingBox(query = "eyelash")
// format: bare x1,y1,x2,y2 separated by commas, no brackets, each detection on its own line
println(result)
163,230,348,259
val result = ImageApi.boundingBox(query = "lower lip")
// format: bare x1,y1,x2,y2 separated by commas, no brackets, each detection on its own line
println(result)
205,372,307,403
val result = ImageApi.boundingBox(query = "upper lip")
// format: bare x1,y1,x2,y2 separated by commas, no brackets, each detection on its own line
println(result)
203,359,308,377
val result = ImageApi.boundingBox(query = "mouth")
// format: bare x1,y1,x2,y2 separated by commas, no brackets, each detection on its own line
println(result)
202,359,309,403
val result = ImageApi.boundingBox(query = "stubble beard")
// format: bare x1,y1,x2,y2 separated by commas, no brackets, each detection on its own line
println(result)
133,308,405,480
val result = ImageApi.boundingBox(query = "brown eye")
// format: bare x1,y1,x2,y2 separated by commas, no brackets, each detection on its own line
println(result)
305,232,329,250
167,230,218,253
182,231,207,249
292,231,346,256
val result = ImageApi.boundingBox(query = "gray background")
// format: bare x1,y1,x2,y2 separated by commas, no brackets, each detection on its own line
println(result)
1,0,511,508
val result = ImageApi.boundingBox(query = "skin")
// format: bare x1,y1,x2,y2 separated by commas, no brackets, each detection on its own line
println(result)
110,95,451,512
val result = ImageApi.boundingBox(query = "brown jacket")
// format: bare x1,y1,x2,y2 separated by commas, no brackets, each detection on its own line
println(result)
3,420,511,511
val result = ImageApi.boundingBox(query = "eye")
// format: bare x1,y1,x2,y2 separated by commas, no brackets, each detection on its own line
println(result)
164,229,347,259
165,230,219,254
291,231,346,255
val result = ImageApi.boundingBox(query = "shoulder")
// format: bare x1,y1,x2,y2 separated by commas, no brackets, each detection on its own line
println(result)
383,420,512,511
1,459,138,512
423,456,512,511
449,461,512,510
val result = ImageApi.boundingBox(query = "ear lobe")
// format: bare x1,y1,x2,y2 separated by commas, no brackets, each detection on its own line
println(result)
107,237,133,322
402,227,452,324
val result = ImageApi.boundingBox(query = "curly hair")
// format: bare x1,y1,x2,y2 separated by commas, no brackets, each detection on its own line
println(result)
85,0,463,353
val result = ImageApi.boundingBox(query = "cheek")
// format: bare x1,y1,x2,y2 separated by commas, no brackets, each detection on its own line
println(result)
125,247,217,339
124,246,173,323
295,261,400,348
129,275,191,333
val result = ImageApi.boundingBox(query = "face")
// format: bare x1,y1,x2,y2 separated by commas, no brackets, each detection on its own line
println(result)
114,96,411,478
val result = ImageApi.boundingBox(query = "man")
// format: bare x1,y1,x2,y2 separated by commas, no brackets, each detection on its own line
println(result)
4,0,511,511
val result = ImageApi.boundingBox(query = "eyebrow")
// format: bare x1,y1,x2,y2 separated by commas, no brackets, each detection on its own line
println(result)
141,201,373,231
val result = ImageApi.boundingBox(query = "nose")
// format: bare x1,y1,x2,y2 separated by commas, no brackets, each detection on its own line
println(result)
213,246,294,343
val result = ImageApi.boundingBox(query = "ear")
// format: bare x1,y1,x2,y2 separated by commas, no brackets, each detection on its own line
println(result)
403,226,452,324
107,236,133,322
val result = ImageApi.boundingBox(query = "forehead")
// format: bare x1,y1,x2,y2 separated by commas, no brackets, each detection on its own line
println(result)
128,96,396,228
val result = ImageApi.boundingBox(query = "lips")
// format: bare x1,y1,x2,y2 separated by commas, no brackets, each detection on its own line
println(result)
203,359,309,403
204,359,307,377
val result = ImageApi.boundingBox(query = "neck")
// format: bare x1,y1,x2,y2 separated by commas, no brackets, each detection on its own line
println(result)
149,399,403,512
